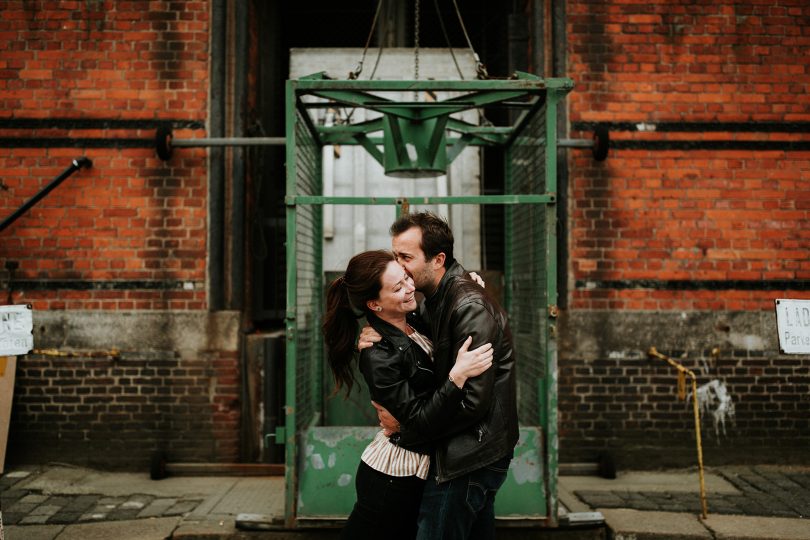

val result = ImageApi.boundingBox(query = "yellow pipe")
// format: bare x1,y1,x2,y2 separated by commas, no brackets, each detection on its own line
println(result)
648,347,708,519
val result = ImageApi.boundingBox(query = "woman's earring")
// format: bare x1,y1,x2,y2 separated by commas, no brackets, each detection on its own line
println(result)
375,306,382,312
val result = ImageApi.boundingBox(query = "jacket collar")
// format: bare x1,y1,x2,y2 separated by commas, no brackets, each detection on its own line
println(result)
425,260,466,311
367,312,413,349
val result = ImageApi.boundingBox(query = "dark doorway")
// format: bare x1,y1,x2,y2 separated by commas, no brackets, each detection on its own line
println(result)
248,0,517,326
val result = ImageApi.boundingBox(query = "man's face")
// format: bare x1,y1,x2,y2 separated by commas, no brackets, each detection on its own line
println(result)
392,226,438,294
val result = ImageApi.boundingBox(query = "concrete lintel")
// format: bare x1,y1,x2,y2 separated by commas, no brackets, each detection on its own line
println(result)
30,310,241,353
559,310,778,361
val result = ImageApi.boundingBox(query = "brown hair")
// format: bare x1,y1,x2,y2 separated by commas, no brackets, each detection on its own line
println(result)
390,211,454,268
322,250,397,395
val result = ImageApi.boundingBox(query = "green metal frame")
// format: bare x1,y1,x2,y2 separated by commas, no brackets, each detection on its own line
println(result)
284,73,572,528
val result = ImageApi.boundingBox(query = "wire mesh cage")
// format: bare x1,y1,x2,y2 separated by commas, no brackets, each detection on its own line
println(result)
283,73,572,528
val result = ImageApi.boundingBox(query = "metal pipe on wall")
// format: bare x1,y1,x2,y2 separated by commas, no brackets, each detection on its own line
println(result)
231,0,248,311
209,0,226,311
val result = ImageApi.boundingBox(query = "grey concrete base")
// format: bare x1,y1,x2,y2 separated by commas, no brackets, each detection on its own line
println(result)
3,524,65,540
53,517,182,540
32,310,240,353
703,514,810,540
561,470,739,494
600,509,712,539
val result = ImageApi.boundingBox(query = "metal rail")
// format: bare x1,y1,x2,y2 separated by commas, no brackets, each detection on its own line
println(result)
0,157,92,234
648,347,709,519
155,128,608,160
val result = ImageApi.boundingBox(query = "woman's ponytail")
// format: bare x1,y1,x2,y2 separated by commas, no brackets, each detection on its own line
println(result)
321,250,396,397
322,275,358,395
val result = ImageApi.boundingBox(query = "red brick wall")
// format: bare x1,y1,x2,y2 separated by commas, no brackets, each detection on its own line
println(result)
1,2,242,467
567,0,810,310
0,0,209,310
560,0,810,466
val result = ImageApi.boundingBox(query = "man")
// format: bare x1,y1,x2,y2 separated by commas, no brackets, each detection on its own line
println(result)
366,211,518,540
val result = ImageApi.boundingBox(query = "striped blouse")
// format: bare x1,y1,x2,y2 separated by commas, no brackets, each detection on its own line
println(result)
360,328,433,480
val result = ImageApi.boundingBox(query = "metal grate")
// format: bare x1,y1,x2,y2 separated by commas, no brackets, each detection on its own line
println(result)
293,109,323,433
285,75,571,526
507,107,548,426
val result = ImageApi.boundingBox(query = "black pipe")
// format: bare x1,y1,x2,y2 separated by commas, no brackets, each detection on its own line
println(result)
0,157,92,234
231,0,247,311
209,0,226,311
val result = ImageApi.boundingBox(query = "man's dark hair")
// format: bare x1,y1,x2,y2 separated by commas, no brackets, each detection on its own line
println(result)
390,211,454,268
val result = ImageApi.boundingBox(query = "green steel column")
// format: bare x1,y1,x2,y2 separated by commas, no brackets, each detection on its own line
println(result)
283,80,298,528
542,88,561,526
504,153,514,315
313,152,324,425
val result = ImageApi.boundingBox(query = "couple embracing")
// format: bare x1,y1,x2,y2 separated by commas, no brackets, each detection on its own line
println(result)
322,212,518,540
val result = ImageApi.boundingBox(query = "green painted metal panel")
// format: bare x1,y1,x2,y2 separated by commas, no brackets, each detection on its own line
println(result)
297,426,379,518
297,427,546,519
494,427,546,518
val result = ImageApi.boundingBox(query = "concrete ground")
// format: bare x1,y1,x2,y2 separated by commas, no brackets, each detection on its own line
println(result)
1,464,808,539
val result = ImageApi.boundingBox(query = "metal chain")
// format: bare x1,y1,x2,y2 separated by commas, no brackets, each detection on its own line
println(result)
414,0,420,82
349,0,384,79
451,0,488,78
368,1,388,81
434,0,464,79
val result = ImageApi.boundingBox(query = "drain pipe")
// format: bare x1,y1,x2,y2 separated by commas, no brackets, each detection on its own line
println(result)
230,0,248,310
209,0,226,310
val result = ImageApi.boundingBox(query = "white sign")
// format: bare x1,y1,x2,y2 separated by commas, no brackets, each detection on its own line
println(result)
0,304,33,356
775,299,810,354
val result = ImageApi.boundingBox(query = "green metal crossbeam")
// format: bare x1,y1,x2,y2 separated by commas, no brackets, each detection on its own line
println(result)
307,90,536,122
285,194,555,206
317,134,510,147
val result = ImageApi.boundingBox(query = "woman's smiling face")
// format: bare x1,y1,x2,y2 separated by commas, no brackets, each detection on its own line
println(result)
370,261,417,317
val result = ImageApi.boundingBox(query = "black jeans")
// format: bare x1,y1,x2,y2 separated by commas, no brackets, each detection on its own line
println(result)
341,460,426,540
416,453,513,540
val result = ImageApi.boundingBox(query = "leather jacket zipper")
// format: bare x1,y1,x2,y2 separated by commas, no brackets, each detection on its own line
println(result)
476,422,486,442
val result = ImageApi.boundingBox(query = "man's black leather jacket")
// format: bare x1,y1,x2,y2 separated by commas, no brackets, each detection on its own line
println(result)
358,313,466,456
404,261,519,483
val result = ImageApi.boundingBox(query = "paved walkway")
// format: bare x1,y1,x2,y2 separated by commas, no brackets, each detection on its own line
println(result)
572,466,810,517
1,464,809,539
1,468,207,526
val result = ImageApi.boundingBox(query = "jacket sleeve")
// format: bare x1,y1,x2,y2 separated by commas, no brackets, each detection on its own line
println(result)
359,345,466,448
402,299,502,439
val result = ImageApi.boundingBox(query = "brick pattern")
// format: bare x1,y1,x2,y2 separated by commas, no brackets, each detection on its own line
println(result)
8,350,241,467
0,1,209,310
0,2,228,467
559,349,810,466
567,0,810,311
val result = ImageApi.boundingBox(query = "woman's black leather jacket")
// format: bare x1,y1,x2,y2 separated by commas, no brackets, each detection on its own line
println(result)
358,313,466,455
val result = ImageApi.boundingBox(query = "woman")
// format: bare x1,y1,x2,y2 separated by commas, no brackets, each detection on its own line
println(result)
322,250,493,540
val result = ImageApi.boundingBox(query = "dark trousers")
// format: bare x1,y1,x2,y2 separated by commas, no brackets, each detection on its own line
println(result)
416,453,512,540
341,460,426,540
